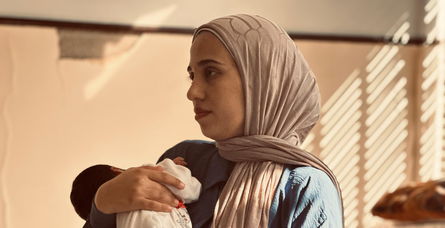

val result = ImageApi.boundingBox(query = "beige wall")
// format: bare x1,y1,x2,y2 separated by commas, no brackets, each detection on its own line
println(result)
1,1,444,227
297,41,421,228
0,0,426,37
0,24,443,228
0,26,207,228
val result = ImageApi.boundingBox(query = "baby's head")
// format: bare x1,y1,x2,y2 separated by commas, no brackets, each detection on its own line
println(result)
70,164,124,220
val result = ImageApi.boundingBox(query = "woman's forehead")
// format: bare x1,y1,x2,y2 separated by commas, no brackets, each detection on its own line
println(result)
191,32,222,52
189,32,233,66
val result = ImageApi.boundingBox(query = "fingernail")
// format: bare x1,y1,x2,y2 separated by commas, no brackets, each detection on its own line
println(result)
164,205,172,212
174,199,179,206
180,182,185,189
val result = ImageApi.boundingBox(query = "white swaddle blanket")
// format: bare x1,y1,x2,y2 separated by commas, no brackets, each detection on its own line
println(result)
116,158,202,228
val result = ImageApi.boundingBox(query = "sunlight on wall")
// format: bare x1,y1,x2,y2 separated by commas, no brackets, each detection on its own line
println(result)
84,37,140,100
132,4,178,27
419,45,443,182
320,68,362,228
1,1,445,228
427,0,445,181
301,6,439,227
82,4,179,100
362,42,409,227
418,0,445,183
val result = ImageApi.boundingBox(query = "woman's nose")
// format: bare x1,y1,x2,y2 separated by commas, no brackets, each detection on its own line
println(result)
187,80,205,101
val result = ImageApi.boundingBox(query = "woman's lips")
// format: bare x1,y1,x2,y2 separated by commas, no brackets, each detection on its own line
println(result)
194,107,211,120
195,112,211,120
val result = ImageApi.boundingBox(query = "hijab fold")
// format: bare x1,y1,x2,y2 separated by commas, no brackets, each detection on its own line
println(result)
193,14,344,228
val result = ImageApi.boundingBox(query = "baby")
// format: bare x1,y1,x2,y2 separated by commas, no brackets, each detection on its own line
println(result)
70,157,201,228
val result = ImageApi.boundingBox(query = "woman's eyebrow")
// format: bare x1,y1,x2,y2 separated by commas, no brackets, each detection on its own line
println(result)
187,59,225,72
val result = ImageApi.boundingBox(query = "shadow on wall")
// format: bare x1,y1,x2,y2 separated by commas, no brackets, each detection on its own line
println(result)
0,1,444,228
300,1,445,227
58,29,139,60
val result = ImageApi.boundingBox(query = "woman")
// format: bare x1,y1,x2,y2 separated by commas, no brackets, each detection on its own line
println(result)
88,14,343,228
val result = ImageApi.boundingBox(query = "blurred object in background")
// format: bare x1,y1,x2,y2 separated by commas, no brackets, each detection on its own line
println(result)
372,179,445,221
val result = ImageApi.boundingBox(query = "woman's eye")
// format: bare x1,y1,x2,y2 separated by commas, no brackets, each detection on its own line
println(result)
205,69,217,78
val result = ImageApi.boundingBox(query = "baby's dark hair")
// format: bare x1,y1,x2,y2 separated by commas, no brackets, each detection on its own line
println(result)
70,164,121,220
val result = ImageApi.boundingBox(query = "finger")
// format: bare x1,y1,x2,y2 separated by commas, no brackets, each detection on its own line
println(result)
137,198,173,212
140,165,163,172
142,181,176,199
144,187,179,207
147,171,185,190
133,176,179,207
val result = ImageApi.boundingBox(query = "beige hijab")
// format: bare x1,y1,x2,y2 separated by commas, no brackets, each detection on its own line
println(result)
193,14,344,228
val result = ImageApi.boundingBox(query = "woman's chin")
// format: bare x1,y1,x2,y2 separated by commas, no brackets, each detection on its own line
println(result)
202,132,233,142
200,128,217,141
200,127,222,141
199,124,244,142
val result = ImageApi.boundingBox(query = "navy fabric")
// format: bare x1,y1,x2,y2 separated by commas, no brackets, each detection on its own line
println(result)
157,140,235,228
83,140,341,228
87,204,116,228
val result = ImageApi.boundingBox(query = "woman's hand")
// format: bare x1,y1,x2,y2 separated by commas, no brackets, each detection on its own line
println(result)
94,165,185,214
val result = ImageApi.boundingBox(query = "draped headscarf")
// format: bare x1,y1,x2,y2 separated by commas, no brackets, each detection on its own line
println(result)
192,14,344,228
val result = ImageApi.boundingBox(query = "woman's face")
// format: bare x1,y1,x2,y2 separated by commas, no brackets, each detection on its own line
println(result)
187,31,245,141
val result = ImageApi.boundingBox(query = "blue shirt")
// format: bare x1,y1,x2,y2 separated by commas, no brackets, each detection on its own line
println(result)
85,140,342,228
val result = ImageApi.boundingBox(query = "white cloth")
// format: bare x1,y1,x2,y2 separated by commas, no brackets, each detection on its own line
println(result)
116,159,202,228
